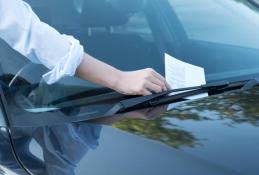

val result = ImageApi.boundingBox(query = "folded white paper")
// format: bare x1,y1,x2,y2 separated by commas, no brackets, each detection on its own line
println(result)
165,53,207,101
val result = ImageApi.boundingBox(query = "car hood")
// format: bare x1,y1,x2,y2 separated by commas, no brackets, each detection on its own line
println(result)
9,87,259,175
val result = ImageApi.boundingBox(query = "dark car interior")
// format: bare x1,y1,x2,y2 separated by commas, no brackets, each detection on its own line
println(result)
25,0,165,73
0,0,163,112
24,0,259,83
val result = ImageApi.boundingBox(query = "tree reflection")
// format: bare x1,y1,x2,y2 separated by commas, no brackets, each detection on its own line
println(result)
112,87,259,149
113,117,198,148
165,88,259,126
109,105,199,149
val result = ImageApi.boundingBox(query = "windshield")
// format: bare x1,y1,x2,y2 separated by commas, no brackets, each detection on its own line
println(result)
1,0,259,120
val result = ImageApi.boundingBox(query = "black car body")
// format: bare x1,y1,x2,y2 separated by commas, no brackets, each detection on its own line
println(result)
0,0,259,174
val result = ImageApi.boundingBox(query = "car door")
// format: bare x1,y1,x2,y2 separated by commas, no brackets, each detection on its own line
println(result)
0,89,28,174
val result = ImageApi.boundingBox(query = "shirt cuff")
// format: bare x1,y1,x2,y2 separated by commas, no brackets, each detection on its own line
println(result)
42,35,84,84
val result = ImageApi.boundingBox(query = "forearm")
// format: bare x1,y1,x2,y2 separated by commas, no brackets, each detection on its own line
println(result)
76,53,170,95
76,54,122,90
0,0,169,95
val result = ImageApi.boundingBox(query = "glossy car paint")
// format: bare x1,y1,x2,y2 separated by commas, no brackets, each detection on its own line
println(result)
8,87,259,175
0,127,27,175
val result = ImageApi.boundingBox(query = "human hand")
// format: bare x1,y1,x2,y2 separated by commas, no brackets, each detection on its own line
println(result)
114,68,170,96
77,55,170,96
89,105,168,125
119,105,168,120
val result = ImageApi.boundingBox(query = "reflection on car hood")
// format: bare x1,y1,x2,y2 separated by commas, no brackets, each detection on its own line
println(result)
114,86,259,147
112,86,259,175
8,87,259,175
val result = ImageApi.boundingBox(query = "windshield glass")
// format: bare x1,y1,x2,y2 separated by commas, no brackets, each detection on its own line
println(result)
1,0,259,119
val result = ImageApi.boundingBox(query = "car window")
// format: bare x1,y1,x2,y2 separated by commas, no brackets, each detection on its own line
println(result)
1,0,259,123
169,0,259,48
0,0,164,124
167,0,259,81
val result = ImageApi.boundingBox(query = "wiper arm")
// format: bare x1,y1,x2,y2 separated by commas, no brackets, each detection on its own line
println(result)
106,78,259,115
105,80,230,115
152,78,259,107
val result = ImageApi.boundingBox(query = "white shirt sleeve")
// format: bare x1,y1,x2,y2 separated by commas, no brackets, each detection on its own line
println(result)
0,0,85,84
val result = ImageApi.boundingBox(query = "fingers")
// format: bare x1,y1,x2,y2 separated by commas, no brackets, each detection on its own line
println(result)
148,76,167,91
141,89,152,96
146,68,170,91
145,81,163,93
145,105,168,119
153,71,171,90
117,68,171,96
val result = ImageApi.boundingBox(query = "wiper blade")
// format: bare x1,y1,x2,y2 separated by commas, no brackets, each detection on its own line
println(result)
106,78,259,115
153,78,259,107
106,80,230,115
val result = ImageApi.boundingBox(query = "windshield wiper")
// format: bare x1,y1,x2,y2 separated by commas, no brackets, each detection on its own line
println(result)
106,78,259,115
